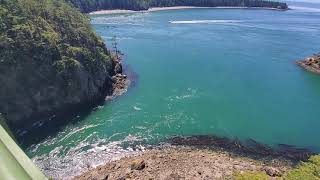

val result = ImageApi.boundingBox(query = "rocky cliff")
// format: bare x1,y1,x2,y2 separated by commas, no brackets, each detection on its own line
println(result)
0,0,123,127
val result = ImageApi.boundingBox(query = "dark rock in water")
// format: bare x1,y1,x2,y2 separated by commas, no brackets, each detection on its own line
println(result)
130,160,146,170
297,54,320,74
110,74,130,98
168,135,315,161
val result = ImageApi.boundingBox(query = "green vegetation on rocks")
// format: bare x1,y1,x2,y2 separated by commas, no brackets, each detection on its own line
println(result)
0,0,118,126
234,155,320,180
286,155,320,180
67,0,288,13
234,171,270,180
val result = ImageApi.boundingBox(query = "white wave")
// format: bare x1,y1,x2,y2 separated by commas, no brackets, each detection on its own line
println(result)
32,135,147,179
169,20,243,24
58,124,101,143
290,6,320,12
133,106,142,111
166,88,199,101
175,94,192,99
289,0,320,3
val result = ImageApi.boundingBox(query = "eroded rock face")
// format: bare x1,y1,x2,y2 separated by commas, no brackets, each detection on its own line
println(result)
262,167,282,177
0,54,119,127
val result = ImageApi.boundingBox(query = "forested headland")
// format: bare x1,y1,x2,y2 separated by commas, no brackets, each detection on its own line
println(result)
0,0,123,127
67,0,288,13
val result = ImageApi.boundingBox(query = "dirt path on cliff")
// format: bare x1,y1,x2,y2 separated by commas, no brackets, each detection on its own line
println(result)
74,146,295,180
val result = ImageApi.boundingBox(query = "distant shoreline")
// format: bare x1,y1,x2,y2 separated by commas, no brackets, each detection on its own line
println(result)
89,6,286,15
75,146,295,179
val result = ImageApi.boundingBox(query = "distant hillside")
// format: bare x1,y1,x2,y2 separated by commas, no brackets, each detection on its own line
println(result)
67,0,288,13
0,0,120,126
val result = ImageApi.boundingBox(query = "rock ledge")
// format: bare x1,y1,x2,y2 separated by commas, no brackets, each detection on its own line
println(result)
297,54,320,74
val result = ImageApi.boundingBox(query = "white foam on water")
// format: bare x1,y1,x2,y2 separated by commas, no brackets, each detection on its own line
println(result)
57,124,101,143
290,6,320,12
32,135,147,179
289,0,320,3
133,106,142,111
169,20,243,24
166,88,199,101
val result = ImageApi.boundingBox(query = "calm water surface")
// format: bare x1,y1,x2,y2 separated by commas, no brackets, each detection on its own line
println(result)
21,2,320,178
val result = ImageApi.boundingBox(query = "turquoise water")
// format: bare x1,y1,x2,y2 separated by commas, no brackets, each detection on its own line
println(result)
22,2,320,178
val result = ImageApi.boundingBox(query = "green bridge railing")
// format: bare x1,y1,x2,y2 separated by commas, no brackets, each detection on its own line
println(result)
0,116,47,180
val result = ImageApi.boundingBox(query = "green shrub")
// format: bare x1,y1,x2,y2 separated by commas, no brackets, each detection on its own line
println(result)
53,56,80,73
286,155,320,180
0,0,113,73
234,171,270,180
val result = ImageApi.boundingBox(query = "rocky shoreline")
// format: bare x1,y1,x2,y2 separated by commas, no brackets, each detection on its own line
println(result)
74,135,314,180
297,54,320,74
74,146,295,180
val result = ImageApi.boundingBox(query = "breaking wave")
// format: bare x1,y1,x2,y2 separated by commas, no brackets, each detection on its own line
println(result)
290,6,320,12
166,88,199,101
32,135,148,179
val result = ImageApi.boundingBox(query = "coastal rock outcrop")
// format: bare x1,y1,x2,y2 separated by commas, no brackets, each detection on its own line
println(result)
130,160,146,170
0,0,126,127
297,54,320,74
262,166,282,177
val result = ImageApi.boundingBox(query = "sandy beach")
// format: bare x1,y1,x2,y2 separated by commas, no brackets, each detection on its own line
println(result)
89,6,281,15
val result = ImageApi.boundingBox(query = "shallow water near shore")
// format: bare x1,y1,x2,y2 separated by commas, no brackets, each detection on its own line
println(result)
19,2,320,178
